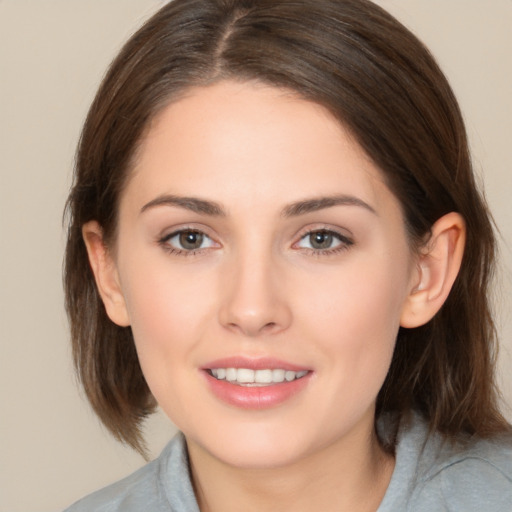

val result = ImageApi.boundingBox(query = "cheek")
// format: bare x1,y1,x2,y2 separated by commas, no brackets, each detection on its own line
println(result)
305,256,407,336
297,253,411,383
119,256,216,366
118,261,219,423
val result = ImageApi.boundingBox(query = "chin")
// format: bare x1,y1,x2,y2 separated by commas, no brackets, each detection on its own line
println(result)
185,416,332,470
210,438,310,470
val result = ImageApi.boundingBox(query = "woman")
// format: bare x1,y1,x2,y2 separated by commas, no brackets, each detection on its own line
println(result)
64,0,512,510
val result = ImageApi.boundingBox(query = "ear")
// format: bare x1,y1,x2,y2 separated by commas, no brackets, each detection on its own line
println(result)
82,221,130,327
400,212,466,328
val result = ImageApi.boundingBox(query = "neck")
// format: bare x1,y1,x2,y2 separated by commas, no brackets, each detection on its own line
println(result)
186,414,395,512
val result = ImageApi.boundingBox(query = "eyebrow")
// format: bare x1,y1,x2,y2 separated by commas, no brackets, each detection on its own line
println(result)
282,195,377,217
140,195,226,216
140,193,376,217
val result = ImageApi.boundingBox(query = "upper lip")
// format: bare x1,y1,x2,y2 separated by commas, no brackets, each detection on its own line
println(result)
202,356,310,372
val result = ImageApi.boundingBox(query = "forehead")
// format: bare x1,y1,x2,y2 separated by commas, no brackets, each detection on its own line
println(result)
125,80,394,216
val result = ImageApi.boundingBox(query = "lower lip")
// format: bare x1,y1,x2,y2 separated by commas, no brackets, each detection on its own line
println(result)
203,372,312,410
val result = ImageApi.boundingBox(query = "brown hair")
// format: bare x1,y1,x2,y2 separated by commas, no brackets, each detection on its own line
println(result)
64,0,509,455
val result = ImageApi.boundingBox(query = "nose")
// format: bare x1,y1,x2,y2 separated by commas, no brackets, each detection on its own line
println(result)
218,249,292,337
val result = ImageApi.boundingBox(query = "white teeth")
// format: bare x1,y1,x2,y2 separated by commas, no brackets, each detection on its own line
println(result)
210,367,308,386
272,369,285,382
237,368,255,383
255,369,273,384
285,370,295,382
226,368,237,381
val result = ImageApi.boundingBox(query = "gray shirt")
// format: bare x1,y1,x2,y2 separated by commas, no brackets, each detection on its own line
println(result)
65,414,512,511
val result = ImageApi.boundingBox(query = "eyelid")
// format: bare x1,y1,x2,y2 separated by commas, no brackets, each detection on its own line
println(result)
293,224,354,243
157,225,221,255
292,225,355,254
157,222,218,241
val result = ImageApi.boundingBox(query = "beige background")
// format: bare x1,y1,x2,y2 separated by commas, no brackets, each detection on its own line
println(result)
1,1,510,511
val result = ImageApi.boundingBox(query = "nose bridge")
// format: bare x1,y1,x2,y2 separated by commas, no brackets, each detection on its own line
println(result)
219,238,291,336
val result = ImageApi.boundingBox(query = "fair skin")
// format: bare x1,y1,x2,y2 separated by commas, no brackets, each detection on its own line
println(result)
84,80,465,512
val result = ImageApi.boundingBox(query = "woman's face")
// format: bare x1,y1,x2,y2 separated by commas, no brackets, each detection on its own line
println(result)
110,80,419,468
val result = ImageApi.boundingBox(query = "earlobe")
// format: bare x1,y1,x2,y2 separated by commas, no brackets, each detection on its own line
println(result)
400,212,466,328
82,221,131,327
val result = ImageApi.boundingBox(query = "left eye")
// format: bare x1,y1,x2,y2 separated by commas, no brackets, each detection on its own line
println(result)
296,230,349,250
163,230,215,251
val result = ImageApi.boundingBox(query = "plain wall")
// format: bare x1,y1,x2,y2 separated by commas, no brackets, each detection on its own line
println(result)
0,1,510,511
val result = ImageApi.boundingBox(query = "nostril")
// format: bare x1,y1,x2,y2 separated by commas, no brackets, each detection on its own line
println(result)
225,320,279,336
261,322,278,333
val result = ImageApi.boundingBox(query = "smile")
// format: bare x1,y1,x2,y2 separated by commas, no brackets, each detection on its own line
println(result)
203,359,313,409
209,368,309,386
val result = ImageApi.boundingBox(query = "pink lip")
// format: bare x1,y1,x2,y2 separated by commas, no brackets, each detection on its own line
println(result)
201,357,312,410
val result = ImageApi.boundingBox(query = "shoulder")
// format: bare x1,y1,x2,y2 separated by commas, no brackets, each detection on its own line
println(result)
378,413,512,512
64,433,198,512
63,459,162,512
415,432,512,511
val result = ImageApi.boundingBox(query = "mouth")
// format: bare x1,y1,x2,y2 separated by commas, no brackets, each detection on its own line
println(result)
202,358,313,409
207,368,310,387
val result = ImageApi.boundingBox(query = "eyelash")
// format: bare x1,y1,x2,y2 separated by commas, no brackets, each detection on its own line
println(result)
158,228,216,256
158,227,354,257
294,228,354,256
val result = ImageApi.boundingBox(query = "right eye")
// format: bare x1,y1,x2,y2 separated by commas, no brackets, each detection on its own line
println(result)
160,229,216,254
